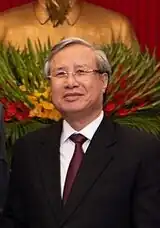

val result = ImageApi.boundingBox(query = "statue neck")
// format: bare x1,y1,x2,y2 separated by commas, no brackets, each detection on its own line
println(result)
37,0,46,8
34,0,83,26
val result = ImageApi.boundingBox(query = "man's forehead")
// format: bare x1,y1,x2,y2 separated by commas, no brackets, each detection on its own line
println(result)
52,63,95,70
53,44,95,56
51,46,96,64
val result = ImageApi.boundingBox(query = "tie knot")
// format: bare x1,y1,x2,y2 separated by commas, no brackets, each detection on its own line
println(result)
70,133,87,145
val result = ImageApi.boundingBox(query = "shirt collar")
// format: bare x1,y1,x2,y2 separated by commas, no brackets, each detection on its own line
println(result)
61,111,104,144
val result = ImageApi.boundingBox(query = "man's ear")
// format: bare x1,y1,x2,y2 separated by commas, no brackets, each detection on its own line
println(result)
102,73,109,93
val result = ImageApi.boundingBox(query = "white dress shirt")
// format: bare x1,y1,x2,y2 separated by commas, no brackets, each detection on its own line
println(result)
60,111,104,197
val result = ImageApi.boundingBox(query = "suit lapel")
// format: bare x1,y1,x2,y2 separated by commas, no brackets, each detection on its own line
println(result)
61,116,117,225
36,121,63,222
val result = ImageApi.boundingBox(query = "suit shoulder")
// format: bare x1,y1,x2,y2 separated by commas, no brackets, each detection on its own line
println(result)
15,121,62,145
9,121,62,169
115,122,160,159
116,122,159,142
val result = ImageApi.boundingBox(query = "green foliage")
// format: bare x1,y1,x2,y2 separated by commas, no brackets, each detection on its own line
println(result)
114,115,160,136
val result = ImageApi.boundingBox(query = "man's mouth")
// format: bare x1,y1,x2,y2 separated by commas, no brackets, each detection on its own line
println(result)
64,93,83,101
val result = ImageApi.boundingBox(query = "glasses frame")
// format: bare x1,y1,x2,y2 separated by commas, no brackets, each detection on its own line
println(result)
46,68,101,79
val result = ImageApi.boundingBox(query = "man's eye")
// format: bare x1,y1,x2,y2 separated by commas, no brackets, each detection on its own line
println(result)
56,71,66,77
76,69,86,75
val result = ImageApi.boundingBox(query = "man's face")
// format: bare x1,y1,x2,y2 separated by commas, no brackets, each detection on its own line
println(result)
50,44,108,116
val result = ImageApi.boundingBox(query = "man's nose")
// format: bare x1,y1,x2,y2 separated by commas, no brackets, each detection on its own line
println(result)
65,73,79,88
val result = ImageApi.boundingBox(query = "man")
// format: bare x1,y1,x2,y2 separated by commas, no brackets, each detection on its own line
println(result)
1,37,160,228
0,0,139,50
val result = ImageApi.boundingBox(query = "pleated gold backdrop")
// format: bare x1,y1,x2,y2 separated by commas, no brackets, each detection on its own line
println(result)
0,0,160,57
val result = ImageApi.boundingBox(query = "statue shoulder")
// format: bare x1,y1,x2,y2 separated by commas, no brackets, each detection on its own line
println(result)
0,2,36,42
0,12,7,41
83,2,131,25
82,1,139,50
1,3,34,24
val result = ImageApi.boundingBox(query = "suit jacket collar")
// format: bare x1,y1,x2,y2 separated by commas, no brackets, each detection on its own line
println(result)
37,115,117,225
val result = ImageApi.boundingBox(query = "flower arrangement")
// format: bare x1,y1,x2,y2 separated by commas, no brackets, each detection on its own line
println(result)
0,40,160,161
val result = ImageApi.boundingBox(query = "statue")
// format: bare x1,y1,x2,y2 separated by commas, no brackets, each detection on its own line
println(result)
0,0,139,50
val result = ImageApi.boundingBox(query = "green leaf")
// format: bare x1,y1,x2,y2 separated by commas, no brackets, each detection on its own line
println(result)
113,115,160,136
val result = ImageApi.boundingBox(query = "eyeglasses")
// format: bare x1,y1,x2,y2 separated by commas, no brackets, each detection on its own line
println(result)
47,68,100,79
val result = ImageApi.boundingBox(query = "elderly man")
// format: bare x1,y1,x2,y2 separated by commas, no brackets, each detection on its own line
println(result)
0,0,139,50
1,37,160,228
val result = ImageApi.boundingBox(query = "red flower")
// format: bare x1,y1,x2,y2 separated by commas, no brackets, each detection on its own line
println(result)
130,102,146,113
6,103,17,117
114,91,125,100
113,91,126,105
4,112,12,122
119,75,128,89
137,102,146,108
117,108,130,116
15,112,28,121
0,97,8,105
116,64,124,79
2,100,30,122
14,102,30,121
130,107,138,113
104,102,116,112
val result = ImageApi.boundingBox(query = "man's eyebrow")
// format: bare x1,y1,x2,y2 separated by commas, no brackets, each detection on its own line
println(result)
74,64,90,68
54,66,68,71
54,64,90,71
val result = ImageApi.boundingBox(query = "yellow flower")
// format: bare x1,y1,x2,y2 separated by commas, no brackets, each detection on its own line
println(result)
29,104,43,117
33,91,43,98
26,86,61,121
27,95,38,102
48,109,61,121
42,89,51,99
19,85,26,91
41,101,54,110
29,103,61,121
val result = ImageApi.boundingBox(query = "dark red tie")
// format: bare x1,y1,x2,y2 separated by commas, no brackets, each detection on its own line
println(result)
63,133,87,204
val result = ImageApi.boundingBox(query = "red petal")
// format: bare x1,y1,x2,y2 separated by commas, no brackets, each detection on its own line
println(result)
104,102,116,112
6,103,17,116
117,108,130,116
4,112,12,121
0,97,8,105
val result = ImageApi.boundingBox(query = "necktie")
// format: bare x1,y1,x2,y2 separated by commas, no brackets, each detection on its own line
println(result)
63,133,87,204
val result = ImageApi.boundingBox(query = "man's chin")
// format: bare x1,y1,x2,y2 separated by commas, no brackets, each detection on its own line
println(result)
60,106,85,115
62,108,83,113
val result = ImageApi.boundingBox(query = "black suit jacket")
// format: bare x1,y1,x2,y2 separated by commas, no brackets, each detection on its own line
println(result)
1,116,160,228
